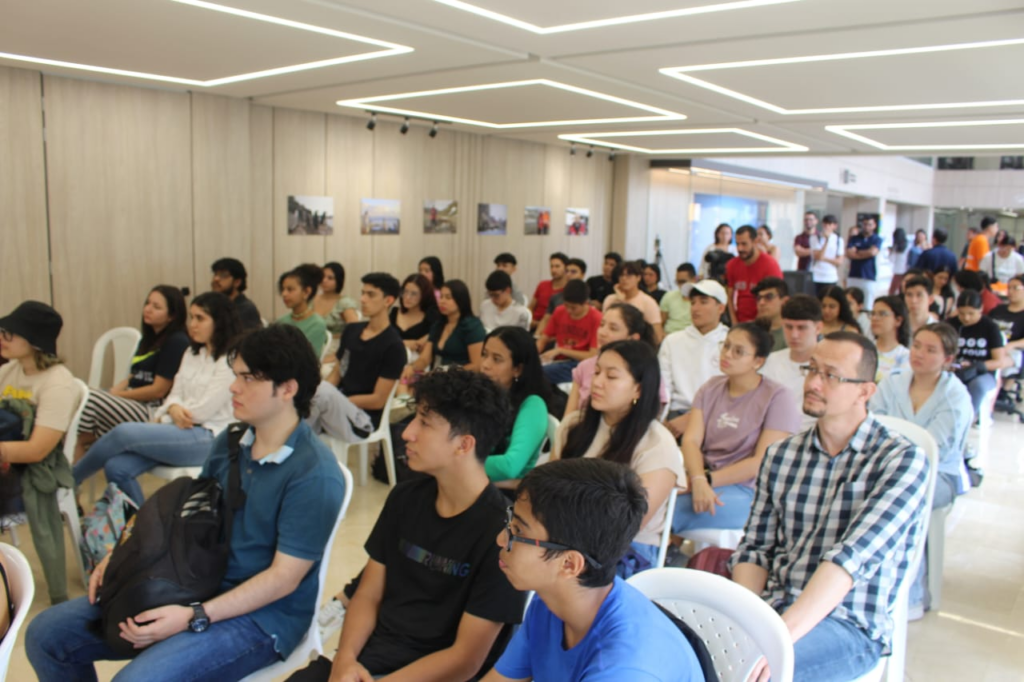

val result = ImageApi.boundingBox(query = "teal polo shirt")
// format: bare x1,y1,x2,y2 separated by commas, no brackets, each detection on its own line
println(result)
201,420,346,658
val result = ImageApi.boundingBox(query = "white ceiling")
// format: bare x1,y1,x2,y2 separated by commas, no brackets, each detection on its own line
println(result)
3,0,1024,156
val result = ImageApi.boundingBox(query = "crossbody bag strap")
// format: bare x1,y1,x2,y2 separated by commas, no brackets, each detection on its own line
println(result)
222,422,249,542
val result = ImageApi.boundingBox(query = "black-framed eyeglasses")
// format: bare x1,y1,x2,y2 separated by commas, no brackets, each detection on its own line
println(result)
503,506,603,569
799,364,870,387
0,329,11,342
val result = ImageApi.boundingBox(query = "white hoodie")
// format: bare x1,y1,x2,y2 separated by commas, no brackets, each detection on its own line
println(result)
658,323,729,412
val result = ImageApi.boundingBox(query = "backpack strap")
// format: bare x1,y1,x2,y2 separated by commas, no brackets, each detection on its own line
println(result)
653,601,717,682
222,422,250,541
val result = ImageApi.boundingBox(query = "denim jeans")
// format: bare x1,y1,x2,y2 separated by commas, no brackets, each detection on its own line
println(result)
792,615,882,682
73,423,215,506
672,484,754,533
26,597,279,682
616,541,659,579
964,372,997,422
542,360,579,385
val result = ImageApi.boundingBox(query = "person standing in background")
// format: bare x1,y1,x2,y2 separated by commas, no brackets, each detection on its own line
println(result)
794,211,818,272
811,215,843,296
888,228,910,295
846,216,882,311
726,225,783,324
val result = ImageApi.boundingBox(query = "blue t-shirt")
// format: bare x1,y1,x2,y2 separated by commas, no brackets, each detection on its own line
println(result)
202,420,346,658
848,233,883,280
495,578,702,681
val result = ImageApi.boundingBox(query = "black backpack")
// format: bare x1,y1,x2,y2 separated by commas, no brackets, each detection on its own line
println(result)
98,423,248,657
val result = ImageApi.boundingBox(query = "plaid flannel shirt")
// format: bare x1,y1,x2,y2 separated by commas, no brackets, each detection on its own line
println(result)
731,413,929,652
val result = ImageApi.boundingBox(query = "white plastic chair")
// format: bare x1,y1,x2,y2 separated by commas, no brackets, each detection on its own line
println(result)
655,489,679,568
850,415,939,682
319,328,332,363
56,379,91,588
628,567,795,682
0,543,36,680
88,327,141,388
321,383,399,486
681,528,745,554
241,460,354,681
533,414,559,468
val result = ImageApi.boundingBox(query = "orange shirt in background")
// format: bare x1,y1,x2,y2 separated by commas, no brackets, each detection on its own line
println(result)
965,234,990,271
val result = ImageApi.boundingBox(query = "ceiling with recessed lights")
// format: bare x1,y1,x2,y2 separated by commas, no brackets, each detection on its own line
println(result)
2,0,1022,156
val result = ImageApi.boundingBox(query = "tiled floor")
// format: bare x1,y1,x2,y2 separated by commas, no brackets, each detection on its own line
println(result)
4,415,1023,681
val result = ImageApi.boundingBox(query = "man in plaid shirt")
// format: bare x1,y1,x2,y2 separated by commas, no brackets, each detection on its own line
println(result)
731,332,929,682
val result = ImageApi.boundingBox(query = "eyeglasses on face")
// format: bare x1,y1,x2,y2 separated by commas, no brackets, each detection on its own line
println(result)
502,506,603,570
799,364,870,387
755,292,778,302
0,329,11,342
718,340,752,358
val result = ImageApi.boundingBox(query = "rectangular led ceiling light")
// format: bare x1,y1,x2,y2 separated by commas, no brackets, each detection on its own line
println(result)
660,38,1024,114
336,80,686,128
826,119,1024,151
557,128,808,154
431,0,801,33
0,0,412,86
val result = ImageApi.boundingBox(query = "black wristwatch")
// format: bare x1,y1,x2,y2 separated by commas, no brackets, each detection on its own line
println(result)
704,468,714,487
188,602,210,633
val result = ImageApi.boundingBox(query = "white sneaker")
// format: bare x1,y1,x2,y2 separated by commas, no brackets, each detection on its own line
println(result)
317,598,346,638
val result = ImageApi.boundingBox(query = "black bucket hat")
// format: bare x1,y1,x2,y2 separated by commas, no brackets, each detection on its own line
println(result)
0,301,63,355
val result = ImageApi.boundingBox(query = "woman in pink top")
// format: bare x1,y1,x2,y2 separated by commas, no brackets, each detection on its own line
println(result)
674,322,801,534
602,261,664,344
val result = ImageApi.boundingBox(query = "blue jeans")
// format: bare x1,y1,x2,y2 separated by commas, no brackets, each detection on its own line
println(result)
73,423,215,506
616,541,659,579
792,615,882,682
964,372,996,422
672,484,754,533
26,596,279,682
542,360,579,384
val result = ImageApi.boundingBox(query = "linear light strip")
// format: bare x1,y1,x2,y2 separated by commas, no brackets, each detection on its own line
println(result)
826,119,1024,151
432,0,801,34
557,128,808,154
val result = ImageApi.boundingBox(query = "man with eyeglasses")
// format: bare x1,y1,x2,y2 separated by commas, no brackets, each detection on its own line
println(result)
482,458,702,682
731,332,929,682
290,368,525,682
752,276,790,352
480,270,532,332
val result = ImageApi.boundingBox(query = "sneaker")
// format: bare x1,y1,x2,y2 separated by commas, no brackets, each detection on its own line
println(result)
317,598,346,639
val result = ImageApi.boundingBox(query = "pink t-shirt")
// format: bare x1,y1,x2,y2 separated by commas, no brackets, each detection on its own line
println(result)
572,355,669,406
602,291,661,326
692,375,800,487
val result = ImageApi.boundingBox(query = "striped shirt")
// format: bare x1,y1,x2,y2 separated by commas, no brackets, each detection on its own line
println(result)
731,414,929,652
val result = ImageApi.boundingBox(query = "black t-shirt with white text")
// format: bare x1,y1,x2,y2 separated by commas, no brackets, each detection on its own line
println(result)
338,322,407,427
950,316,1005,372
989,304,1024,342
127,331,190,390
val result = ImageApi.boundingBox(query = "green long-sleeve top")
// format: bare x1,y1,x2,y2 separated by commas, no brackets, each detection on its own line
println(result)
485,394,548,481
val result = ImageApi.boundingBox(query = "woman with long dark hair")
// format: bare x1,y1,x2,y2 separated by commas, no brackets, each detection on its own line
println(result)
949,289,1013,422
73,292,242,506
314,262,359,340
870,295,911,382
75,285,190,460
820,285,861,335
418,256,445,302
390,273,438,353
889,227,910,294
699,223,735,281
553,340,682,576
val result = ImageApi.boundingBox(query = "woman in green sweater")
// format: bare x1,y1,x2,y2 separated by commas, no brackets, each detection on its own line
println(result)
276,263,328,358
479,326,553,483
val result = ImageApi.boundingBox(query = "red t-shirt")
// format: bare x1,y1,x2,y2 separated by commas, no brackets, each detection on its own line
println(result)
726,253,783,323
544,305,602,358
531,280,563,321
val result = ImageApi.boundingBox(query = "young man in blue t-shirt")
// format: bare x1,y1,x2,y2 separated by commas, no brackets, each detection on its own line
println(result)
27,324,346,681
846,216,883,311
484,459,703,682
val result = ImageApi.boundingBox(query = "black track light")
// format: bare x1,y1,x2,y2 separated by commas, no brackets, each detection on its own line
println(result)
608,149,616,161
586,146,594,158
570,143,576,156
366,112,377,131
429,121,438,138
400,117,410,134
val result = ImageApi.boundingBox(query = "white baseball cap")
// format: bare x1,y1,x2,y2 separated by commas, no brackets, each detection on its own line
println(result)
690,280,728,304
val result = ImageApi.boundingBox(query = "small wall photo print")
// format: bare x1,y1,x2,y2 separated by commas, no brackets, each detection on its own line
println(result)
566,207,589,236
361,198,401,235
424,200,458,234
478,203,508,236
288,195,334,236
524,206,551,235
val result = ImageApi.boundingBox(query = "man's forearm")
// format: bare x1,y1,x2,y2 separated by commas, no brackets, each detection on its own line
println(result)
732,562,768,596
780,561,853,642
331,592,382,675
204,564,303,625
381,645,484,682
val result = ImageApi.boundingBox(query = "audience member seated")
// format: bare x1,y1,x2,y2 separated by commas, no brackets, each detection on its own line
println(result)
586,251,622,308
553,340,683,577
980,235,1024,286
870,295,911,382
642,262,666,303
871,323,972,617
820,285,862,335
537,280,602,385
542,257,588,321
528,252,569,328
844,287,871,338
418,256,445,302
904,275,938,334
990,275,1024,354
493,252,528,306
659,262,695,334
674,323,799,535
292,369,526,682
277,264,328,358
483,459,703,682
752,276,790,351
315,274,406,441
0,302,76,604
480,327,554,484
948,289,1013,421
73,293,241,506
955,270,1001,315
400,280,486,392
210,256,262,331
930,268,956,320
731,332,930,682
29,324,345,681
480,271,532,332
659,281,729,438
700,223,735,281
727,224,783,325
75,285,190,461
603,260,664,344
762,295,823,433
916,227,959,276
314,262,358,341
811,215,843,295
390,273,438,354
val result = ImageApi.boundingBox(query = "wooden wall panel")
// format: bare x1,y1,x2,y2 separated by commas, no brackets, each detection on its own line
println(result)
248,105,274,318
0,67,50,315
44,76,193,376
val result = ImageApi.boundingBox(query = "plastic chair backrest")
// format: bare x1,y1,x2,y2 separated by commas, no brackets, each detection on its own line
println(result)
534,415,559,468
319,329,332,362
62,379,90,464
628,567,794,682
88,327,141,388
0,543,36,681
656,489,679,568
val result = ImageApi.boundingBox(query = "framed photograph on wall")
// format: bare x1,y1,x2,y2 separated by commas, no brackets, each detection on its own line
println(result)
424,200,458,234
360,198,401,235
566,207,589,236
524,206,551,235
478,203,508,236
288,195,334,235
